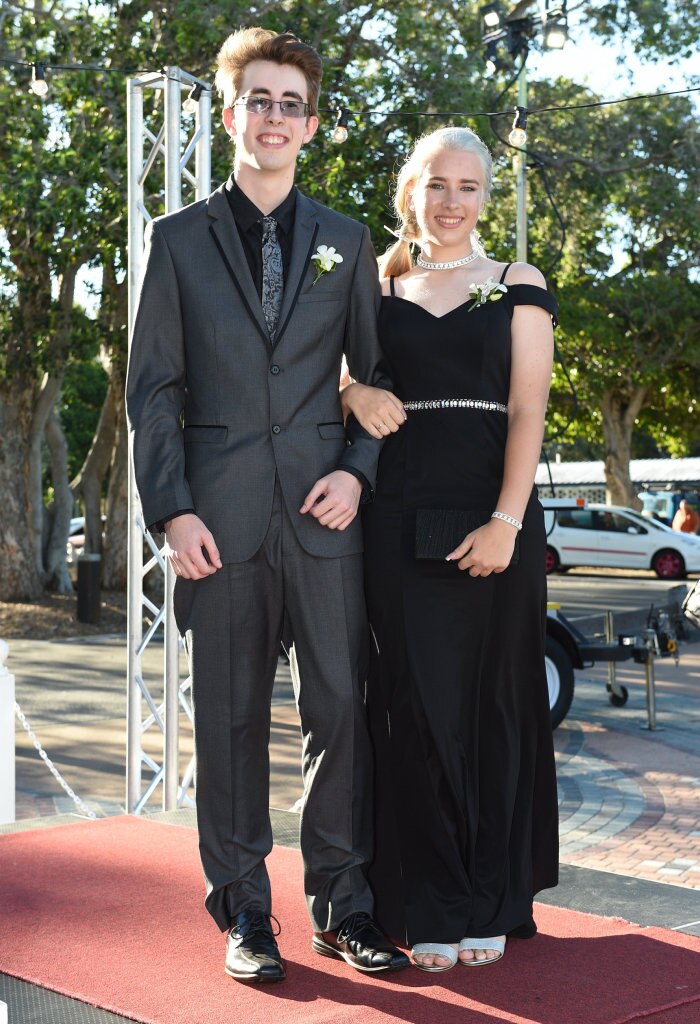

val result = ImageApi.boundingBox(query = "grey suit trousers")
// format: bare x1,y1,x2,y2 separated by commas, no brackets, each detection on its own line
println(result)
174,481,375,932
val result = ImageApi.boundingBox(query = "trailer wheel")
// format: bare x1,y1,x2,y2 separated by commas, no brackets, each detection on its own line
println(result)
608,686,629,708
545,635,575,729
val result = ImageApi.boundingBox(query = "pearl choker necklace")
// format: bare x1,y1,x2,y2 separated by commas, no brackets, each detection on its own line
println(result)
416,250,480,271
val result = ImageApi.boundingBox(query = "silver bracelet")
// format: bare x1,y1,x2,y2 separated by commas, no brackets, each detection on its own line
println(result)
491,511,523,531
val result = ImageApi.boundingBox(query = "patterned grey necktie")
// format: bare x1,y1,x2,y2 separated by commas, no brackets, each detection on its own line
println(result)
261,216,284,339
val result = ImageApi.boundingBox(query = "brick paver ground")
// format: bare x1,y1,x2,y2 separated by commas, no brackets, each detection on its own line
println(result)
554,650,700,890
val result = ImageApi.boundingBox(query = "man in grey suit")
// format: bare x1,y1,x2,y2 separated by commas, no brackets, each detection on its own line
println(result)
126,27,408,983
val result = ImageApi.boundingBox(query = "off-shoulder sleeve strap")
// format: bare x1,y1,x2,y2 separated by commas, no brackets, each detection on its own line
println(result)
508,284,558,328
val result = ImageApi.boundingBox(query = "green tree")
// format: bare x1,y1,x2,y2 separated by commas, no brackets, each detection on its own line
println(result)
1,0,699,598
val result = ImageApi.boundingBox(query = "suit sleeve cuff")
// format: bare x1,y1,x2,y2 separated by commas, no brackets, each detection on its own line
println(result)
152,508,195,534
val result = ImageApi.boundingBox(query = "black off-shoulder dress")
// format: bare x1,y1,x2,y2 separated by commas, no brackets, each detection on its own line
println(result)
363,264,559,945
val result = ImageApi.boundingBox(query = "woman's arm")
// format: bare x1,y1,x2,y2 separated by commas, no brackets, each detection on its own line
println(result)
448,262,554,575
340,382,407,438
495,263,554,521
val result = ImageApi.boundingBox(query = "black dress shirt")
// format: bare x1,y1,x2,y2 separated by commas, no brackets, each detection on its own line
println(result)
225,177,296,297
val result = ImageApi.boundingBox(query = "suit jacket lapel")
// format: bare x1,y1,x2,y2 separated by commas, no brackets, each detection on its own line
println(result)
206,182,270,344
274,193,319,348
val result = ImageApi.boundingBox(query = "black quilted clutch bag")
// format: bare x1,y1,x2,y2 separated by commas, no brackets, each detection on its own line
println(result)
415,508,520,564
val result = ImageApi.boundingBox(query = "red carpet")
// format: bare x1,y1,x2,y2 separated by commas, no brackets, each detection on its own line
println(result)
0,817,699,1024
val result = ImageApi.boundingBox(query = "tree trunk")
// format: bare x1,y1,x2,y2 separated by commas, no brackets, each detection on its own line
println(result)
28,374,64,579
71,382,117,556
100,263,129,592
600,387,647,509
102,380,129,590
43,409,75,594
0,386,43,600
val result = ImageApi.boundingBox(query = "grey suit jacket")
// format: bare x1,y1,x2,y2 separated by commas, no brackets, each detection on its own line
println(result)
126,180,388,561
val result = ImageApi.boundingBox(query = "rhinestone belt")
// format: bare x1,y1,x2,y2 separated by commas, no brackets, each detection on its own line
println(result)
403,398,508,413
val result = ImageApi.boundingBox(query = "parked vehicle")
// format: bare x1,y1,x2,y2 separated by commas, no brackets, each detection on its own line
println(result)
544,504,700,579
66,517,87,564
66,515,106,564
638,489,700,527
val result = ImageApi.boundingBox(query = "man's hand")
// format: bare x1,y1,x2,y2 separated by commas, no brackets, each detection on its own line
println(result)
164,513,222,579
299,471,362,531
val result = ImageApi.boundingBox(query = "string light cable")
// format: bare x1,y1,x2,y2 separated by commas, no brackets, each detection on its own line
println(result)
5,55,693,454
2,53,697,117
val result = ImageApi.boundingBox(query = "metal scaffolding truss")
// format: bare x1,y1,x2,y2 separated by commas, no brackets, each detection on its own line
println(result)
126,67,211,814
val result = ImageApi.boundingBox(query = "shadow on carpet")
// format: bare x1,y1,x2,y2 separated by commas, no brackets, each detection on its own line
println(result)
0,816,698,1024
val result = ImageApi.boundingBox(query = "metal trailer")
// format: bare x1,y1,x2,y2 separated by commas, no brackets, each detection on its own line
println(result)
544,603,682,728
540,498,683,728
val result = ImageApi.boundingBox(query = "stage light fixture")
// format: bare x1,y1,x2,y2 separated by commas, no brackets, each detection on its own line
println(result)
543,19,568,49
544,0,568,49
484,41,501,76
480,3,505,33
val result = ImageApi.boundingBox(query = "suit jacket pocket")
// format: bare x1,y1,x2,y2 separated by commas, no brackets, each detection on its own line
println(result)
317,422,347,440
183,425,228,444
297,289,343,304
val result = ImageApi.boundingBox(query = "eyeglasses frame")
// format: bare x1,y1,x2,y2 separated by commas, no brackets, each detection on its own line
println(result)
233,96,310,119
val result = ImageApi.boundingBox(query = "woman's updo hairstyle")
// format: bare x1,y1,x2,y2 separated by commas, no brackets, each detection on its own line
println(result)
380,126,493,279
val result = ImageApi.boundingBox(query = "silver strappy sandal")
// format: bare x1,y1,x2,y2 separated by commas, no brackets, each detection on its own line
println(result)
458,935,506,965
411,942,459,972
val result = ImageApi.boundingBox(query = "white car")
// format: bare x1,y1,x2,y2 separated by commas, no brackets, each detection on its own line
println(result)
544,503,700,579
66,517,86,564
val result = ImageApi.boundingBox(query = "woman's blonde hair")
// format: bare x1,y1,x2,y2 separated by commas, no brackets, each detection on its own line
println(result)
380,127,493,278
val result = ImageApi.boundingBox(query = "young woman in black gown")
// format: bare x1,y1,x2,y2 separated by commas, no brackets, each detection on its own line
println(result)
342,127,559,971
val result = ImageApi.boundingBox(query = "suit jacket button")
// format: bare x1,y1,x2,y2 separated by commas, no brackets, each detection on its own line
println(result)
272,424,281,434
270,364,281,375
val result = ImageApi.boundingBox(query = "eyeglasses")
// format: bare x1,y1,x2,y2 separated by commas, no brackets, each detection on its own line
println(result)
234,96,309,118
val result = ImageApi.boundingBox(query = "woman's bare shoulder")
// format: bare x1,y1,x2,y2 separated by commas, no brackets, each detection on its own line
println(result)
503,261,546,288
380,267,419,296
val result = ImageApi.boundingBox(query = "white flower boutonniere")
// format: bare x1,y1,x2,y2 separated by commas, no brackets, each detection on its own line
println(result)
311,244,343,285
467,276,508,312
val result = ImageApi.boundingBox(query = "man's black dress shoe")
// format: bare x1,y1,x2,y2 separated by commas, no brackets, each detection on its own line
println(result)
225,909,285,983
312,912,410,973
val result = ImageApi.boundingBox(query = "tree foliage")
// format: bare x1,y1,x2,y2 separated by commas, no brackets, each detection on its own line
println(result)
0,0,698,597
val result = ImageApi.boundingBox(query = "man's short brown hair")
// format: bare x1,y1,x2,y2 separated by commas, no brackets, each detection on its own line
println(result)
215,28,323,117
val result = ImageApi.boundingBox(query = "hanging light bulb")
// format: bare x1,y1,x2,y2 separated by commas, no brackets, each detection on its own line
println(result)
183,83,204,115
30,62,49,98
508,106,528,148
331,108,350,144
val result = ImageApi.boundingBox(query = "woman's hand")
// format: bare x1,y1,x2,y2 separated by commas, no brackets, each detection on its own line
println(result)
340,382,407,438
446,519,518,577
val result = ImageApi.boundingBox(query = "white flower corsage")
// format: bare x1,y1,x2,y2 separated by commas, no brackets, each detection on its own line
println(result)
311,244,343,284
467,276,508,312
